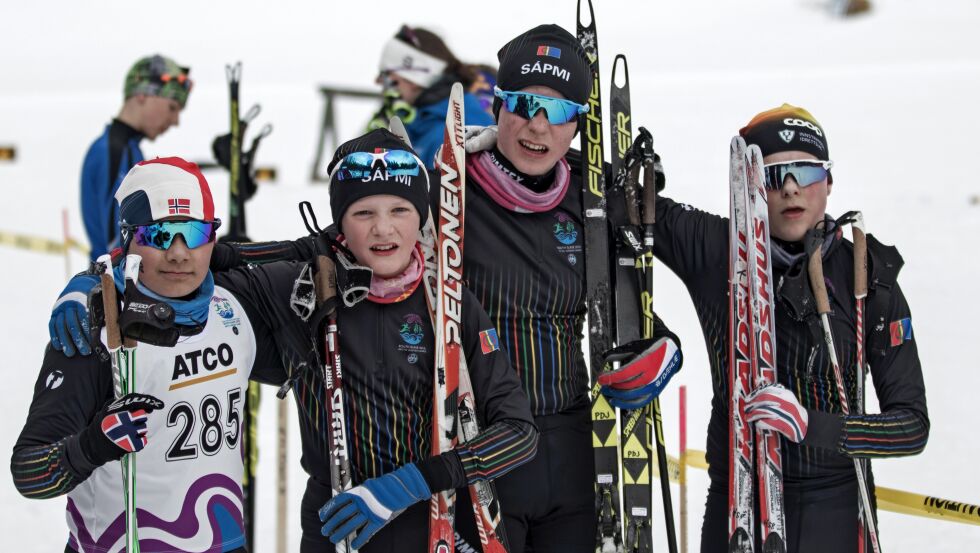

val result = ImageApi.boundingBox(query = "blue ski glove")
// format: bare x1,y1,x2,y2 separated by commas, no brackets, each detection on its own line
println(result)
319,463,431,549
49,273,101,357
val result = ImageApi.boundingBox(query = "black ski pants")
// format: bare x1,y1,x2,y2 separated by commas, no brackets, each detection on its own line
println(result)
457,405,596,553
700,473,877,553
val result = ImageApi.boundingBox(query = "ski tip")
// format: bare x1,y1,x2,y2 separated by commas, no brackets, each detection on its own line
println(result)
612,54,629,88
387,116,412,147
577,0,596,27
731,135,747,152
450,81,465,101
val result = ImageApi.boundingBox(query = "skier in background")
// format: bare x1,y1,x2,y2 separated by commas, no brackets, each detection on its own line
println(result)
80,54,192,261
651,104,928,552
368,25,493,168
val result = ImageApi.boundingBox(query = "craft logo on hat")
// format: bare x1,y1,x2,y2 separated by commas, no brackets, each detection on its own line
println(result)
739,103,830,161
537,45,562,59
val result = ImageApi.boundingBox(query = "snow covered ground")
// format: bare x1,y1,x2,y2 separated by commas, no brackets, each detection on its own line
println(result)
2,0,979,550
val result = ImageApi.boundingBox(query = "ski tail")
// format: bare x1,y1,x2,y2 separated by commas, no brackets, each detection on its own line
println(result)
727,137,755,553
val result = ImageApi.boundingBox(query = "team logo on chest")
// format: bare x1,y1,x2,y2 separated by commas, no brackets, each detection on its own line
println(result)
552,212,578,245
551,211,582,265
212,295,241,330
397,313,427,358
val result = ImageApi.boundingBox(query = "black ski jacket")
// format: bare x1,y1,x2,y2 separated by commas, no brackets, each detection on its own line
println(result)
652,195,928,486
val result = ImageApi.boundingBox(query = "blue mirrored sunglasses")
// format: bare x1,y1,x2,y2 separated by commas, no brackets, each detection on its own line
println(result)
493,86,590,125
334,150,422,181
126,220,221,250
763,160,833,191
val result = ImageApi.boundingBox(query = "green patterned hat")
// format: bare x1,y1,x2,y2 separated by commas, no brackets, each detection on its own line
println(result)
124,54,192,107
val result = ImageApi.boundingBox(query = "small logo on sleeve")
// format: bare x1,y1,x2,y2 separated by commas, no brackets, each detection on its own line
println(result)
479,328,500,355
45,370,65,390
889,317,912,347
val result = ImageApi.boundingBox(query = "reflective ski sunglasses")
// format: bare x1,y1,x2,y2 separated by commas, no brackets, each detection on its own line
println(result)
763,159,833,190
333,150,422,181
493,86,590,125
125,220,221,250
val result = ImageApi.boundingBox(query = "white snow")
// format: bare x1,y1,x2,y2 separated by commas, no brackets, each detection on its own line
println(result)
1,0,978,550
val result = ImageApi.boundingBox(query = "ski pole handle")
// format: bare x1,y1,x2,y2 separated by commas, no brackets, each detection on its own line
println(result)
853,213,868,299
641,159,656,227
316,256,338,305
98,256,122,350
808,244,831,316
623,163,642,226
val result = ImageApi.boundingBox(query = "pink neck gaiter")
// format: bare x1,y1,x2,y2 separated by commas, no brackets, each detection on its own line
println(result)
368,244,424,303
469,151,570,213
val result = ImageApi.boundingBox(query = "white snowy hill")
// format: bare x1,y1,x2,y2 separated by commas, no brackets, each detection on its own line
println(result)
1,0,978,550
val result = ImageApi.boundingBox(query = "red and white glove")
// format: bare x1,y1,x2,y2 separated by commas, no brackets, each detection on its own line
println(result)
745,383,808,443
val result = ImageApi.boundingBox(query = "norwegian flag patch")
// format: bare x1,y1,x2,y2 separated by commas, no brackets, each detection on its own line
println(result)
168,198,191,215
101,409,149,452
479,328,500,355
889,317,913,347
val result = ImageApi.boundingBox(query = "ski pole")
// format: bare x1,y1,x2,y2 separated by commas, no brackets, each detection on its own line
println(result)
640,138,678,553
99,254,141,552
807,235,882,553
851,212,871,552
679,385,688,553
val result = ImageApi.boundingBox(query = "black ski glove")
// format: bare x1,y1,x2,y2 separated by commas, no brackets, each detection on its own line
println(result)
77,393,165,467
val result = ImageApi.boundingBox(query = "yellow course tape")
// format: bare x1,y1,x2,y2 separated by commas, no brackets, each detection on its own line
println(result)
0,231,89,255
661,448,980,526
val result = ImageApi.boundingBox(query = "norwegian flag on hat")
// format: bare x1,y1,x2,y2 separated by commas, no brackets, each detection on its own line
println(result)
115,157,215,227
168,198,191,215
